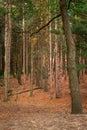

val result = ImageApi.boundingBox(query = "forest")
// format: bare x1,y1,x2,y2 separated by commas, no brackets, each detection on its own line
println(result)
0,0,87,129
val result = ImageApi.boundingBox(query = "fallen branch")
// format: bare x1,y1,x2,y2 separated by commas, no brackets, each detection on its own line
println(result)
8,87,42,96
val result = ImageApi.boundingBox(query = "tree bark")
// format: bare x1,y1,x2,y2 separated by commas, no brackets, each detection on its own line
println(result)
30,39,34,97
49,18,53,98
22,6,26,80
60,0,83,114
25,32,29,80
55,19,61,98
4,0,12,101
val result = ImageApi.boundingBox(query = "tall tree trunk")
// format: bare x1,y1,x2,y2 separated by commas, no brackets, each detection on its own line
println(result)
60,0,83,114
49,20,53,98
0,53,3,71
17,53,22,85
4,0,11,101
58,35,63,73
49,1,53,98
55,19,61,98
22,6,26,80
17,38,22,85
30,41,34,97
25,32,29,80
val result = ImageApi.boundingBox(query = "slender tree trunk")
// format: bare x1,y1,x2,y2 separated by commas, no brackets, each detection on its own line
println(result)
25,32,29,80
30,41,34,97
55,19,61,98
49,1,53,98
22,6,26,80
17,53,22,85
82,58,85,81
12,53,17,77
49,20,53,98
60,0,83,114
4,0,11,101
0,54,2,71
58,35,63,73
0,27,3,71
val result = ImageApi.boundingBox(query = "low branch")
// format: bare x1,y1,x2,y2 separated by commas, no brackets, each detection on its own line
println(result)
30,13,61,37
11,0,72,36
30,0,72,37
9,87,42,96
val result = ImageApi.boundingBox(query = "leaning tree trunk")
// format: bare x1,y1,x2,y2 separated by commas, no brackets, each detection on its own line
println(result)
60,0,83,114
4,0,11,101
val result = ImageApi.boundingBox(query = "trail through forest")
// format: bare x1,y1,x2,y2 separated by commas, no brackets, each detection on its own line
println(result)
0,76,87,130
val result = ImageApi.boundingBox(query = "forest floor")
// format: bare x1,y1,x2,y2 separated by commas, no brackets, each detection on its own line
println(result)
0,75,87,130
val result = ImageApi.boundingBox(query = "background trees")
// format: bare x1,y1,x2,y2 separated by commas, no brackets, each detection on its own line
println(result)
0,0,87,113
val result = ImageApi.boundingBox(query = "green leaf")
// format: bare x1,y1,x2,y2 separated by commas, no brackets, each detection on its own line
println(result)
77,64,87,72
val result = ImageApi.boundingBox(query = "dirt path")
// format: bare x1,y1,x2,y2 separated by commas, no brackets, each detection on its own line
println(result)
0,102,87,130
0,76,87,130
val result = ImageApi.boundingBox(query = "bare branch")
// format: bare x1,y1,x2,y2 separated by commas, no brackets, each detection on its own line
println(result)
30,0,73,37
30,13,61,37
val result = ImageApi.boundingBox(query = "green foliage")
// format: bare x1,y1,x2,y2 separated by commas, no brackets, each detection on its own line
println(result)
50,29,61,34
0,70,4,77
69,0,87,40
72,24,87,35
48,0,59,13
11,6,22,20
82,51,87,58
77,64,87,72
8,89,13,94
69,0,87,63
0,4,5,15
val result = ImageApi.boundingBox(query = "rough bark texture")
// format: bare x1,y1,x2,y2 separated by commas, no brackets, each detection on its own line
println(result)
4,0,11,101
60,0,83,114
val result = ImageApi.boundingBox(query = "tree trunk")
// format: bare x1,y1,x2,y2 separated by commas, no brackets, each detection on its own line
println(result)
60,0,83,114
55,18,61,98
30,40,34,97
22,6,26,81
25,32,29,80
49,1,53,98
4,0,12,101
17,40,22,85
